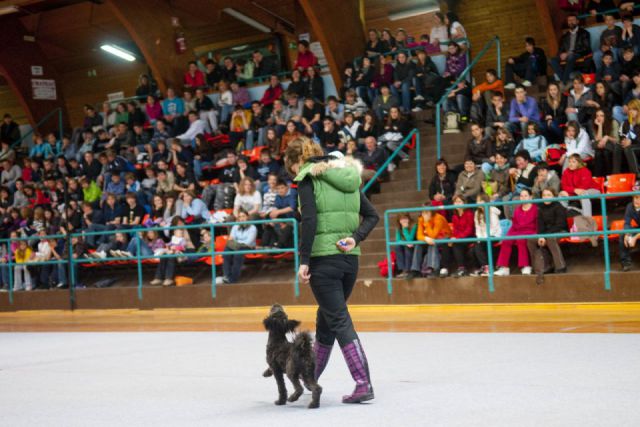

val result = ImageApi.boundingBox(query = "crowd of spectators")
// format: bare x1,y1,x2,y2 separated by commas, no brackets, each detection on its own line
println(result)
0,15,471,291
394,7,640,279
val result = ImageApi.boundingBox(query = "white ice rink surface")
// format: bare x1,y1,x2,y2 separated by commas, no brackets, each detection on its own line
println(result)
1,332,640,427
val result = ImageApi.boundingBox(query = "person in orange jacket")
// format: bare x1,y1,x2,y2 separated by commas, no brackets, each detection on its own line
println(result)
416,205,452,278
471,69,504,124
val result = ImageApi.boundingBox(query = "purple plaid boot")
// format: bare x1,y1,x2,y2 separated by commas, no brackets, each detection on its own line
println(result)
314,341,333,380
340,339,374,403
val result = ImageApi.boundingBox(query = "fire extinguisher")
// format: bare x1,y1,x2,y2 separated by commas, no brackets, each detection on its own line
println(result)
175,30,187,54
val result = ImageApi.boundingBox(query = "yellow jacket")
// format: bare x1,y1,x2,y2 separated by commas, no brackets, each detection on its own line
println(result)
15,247,32,264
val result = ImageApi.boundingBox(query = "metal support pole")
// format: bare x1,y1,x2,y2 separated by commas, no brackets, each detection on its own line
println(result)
212,224,218,295
8,244,13,305
135,235,143,300
384,212,393,295
601,197,611,291
210,224,216,299
484,204,495,292
293,221,300,297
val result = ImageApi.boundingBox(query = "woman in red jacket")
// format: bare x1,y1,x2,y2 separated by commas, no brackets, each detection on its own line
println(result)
440,195,475,277
559,154,600,217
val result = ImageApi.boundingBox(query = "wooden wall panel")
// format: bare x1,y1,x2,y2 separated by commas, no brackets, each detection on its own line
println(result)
457,0,549,82
0,85,28,125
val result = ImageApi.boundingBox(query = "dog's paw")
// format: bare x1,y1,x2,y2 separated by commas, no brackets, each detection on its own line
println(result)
274,398,287,406
287,392,302,402
308,401,320,409
262,368,273,378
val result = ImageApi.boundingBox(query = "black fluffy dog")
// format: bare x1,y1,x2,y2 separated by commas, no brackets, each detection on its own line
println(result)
263,304,322,409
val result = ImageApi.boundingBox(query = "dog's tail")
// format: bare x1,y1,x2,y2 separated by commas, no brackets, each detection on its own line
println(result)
293,331,313,354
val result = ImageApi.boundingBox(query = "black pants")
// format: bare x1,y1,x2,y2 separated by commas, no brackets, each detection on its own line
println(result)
309,254,359,348
440,242,468,269
505,61,537,84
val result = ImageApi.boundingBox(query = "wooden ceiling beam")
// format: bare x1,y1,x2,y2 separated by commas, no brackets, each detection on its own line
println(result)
0,17,70,130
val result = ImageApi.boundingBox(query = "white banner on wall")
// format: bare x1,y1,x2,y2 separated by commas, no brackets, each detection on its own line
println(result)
309,41,328,67
31,79,57,100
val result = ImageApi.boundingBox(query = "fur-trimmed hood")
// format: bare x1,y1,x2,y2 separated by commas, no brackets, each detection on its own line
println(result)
295,155,363,193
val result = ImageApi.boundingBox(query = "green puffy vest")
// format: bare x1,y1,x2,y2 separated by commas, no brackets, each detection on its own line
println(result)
295,157,362,257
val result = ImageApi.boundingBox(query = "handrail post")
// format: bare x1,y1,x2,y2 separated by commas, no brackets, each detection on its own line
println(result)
601,196,611,291
212,223,218,297
210,223,216,299
8,244,13,305
496,36,502,80
484,204,495,292
69,235,76,305
384,211,393,295
293,219,300,298
436,103,441,159
135,235,143,300
415,130,422,191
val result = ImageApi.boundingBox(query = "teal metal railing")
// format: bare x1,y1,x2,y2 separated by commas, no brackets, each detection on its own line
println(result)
362,128,420,194
3,232,69,305
435,36,501,159
578,4,640,19
5,218,299,305
11,107,64,151
383,191,640,296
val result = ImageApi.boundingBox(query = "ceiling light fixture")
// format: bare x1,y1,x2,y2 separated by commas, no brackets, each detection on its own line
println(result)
0,5,19,16
388,6,440,21
223,8,271,33
100,44,136,62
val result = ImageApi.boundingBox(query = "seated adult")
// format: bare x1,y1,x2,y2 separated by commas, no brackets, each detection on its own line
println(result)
565,74,596,126
176,111,206,145
550,14,592,86
504,151,539,219
508,85,540,136
540,82,567,143
232,177,261,221
620,193,640,272
184,61,205,88
390,51,416,114
504,37,547,90
260,75,284,110
529,187,567,275
358,136,388,184
428,159,457,208
217,209,257,284
301,97,323,137
465,123,492,171
180,190,211,223
592,109,622,177
559,154,601,217
619,99,640,176
454,158,484,203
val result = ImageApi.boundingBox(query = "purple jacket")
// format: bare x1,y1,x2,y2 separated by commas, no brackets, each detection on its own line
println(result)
445,53,467,78
372,64,395,88
509,96,540,124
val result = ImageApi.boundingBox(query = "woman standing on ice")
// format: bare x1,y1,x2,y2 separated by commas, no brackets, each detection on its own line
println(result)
285,138,379,403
